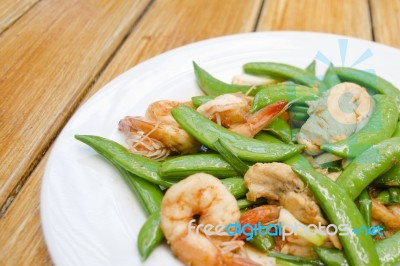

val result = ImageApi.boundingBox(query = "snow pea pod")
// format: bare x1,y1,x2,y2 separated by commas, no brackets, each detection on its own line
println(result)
334,67,400,113
254,132,284,143
359,189,372,227
292,167,380,266
336,137,400,200
171,106,304,162
263,117,292,143
322,64,341,89
221,177,248,199
268,251,324,266
251,84,319,112
191,95,214,108
160,154,238,179
193,62,260,96
249,234,275,251
75,135,174,187
373,163,400,187
291,111,309,121
305,60,316,75
137,212,164,260
237,198,267,209
393,121,400,137
315,231,400,266
322,95,398,158
290,105,309,114
243,62,326,91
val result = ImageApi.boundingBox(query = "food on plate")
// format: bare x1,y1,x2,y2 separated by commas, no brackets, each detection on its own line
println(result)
76,60,400,266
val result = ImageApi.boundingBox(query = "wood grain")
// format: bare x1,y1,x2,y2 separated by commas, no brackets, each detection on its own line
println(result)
370,0,400,48
0,0,39,33
0,155,51,266
258,0,372,40
0,0,151,215
87,0,263,97
0,0,263,263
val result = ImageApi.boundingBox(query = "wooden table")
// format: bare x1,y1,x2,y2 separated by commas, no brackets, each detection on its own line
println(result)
0,0,399,264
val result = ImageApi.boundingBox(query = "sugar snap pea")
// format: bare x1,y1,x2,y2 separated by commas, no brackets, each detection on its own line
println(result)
160,154,238,179
263,117,293,143
137,212,164,260
322,95,399,158
75,135,165,259
291,111,309,121
322,64,341,89
315,231,400,266
377,190,391,204
389,187,400,203
290,105,309,114
305,60,316,75
213,139,249,176
243,62,326,91
249,234,275,252
334,67,400,113
171,106,304,162
359,189,372,227
191,95,214,108
251,84,319,112
291,128,300,143
393,121,400,137
254,132,284,143
268,251,325,266
336,137,400,200
193,62,257,96
373,162,400,187
292,167,380,266
75,135,174,187
221,177,248,199
237,198,267,209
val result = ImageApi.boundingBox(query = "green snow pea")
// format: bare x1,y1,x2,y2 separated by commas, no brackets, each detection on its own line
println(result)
75,135,174,187
251,84,319,112
373,162,400,187
359,189,372,227
376,190,391,204
193,62,258,96
191,95,214,108
254,132,284,143
248,234,275,252
291,111,309,122
171,106,304,162
336,137,400,200
292,167,380,266
322,95,399,158
137,212,164,260
334,67,400,113
290,105,309,114
291,128,300,143
376,189,400,204
268,251,325,266
315,231,400,266
222,177,248,199
393,121,400,137
263,117,293,143
305,60,316,75
160,154,238,179
322,64,341,89
243,62,326,91
237,198,267,209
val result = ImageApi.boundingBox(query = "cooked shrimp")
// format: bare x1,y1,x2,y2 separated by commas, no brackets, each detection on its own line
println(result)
145,100,191,124
197,93,288,137
244,163,327,225
371,199,400,229
119,116,200,157
160,173,260,266
197,93,252,127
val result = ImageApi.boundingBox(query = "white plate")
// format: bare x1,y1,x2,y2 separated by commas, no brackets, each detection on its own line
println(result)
41,32,400,266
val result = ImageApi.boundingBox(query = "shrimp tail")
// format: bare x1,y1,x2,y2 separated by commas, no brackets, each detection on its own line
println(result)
230,101,288,137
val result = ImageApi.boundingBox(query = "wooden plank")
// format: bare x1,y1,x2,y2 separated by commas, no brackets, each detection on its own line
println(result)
258,0,372,40
0,155,51,266
370,0,400,48
0,0,39,33
0,0,151,215
0,0,263,263
87,0,263,97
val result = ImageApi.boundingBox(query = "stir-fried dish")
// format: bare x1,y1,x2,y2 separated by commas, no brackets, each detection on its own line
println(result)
76,60,400,266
